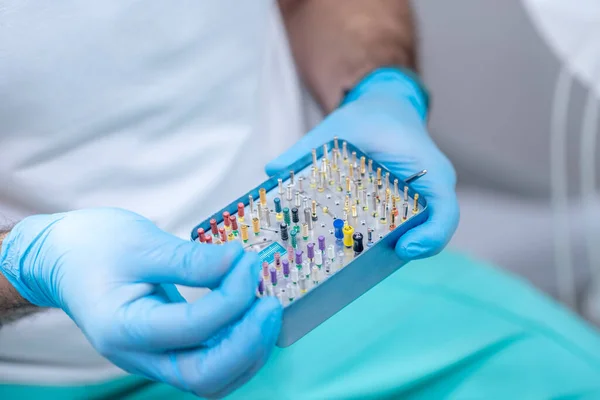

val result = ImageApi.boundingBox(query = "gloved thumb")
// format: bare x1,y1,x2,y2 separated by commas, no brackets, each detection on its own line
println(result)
265,123,332,176
134,235,245,288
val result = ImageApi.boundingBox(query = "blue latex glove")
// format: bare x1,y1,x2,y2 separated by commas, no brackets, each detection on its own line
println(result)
267,68,459,260
0,208,282,398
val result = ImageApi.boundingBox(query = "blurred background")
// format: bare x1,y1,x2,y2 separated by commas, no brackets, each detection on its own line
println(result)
413,0,600,324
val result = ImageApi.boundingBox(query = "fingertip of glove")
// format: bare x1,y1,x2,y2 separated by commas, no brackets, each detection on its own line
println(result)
256,297,283,329
258,295,283,313
258,297,283,346
247,253,262,282
265,149,310,177
395,240,426,261
264,160,284,177
220,242,245,262
222,240,244,252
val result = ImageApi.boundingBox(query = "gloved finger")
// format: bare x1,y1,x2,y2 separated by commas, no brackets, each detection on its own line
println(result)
184,296,281,397
148,297,282,397
131,237,244,288
204,353,267,399
395,191,459,260
265,123,334,176
381,150,458,260
156,284,186,303
203,330,276,399
112,252,262,351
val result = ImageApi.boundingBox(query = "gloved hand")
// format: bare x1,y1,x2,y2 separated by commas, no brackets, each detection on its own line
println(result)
267,68,459,260
0,208,282,398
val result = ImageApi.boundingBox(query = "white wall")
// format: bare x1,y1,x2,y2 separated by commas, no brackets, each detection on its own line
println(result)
414,0,600,315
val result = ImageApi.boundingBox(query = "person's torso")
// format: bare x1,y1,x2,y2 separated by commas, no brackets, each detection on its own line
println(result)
0,0,305,384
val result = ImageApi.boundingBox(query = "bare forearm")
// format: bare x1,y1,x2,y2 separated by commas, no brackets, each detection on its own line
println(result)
0,227,38,325
279,0,418,112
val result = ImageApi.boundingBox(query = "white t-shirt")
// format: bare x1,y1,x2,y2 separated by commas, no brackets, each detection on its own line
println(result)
0,1,305,384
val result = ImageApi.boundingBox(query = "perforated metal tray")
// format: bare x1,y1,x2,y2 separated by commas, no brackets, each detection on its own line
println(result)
191,140,428,346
